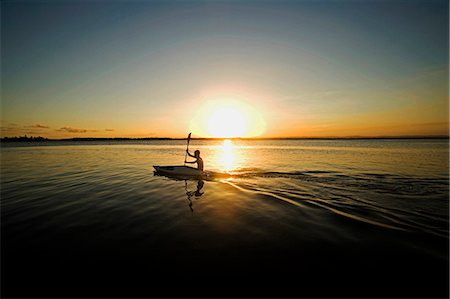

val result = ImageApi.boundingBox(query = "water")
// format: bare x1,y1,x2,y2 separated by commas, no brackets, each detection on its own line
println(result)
1,139,449,297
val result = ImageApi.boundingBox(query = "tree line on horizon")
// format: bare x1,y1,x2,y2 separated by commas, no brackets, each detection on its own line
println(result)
0,135,448,142
0,136,176,142
1,136,49,142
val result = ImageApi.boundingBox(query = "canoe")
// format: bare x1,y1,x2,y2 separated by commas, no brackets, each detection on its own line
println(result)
153,165,205,177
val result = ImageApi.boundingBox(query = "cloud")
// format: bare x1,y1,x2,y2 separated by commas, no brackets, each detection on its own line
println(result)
0,127,13,132
1,124,49,137
0,123,21,132
32,124,50,129
57,127,97,133
23,124,50,129
105,128,115,132
1,126,16,131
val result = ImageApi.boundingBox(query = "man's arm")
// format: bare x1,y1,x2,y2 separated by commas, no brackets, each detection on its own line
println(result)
186,150,195,158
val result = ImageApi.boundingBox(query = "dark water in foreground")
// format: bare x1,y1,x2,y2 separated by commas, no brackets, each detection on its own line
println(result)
1,139,449,297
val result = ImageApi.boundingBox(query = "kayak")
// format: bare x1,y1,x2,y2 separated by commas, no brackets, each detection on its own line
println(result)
153,165,206,177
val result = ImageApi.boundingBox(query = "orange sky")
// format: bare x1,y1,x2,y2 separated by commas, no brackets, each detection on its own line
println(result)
1,1,448,139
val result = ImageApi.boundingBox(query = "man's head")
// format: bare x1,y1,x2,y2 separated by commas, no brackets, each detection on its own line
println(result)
194,150,200,157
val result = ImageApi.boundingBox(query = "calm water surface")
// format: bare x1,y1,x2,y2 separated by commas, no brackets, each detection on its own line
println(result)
2,139,449,297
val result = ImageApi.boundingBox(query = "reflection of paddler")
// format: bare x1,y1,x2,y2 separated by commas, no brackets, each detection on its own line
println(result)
185,180,204,213
186,180,204,197
195,180,204,196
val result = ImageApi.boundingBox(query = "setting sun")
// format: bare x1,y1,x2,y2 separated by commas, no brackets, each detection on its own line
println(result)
207,107,246,137
189,98,266,138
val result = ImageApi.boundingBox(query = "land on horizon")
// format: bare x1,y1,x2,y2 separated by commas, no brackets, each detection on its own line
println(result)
1,135,449,142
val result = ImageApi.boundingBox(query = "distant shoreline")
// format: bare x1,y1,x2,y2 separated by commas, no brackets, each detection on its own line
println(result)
1,136,449,142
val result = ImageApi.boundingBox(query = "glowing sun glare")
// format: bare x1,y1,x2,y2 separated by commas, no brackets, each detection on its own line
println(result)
190,98,265,138
218,139,236,171
207,108,246,138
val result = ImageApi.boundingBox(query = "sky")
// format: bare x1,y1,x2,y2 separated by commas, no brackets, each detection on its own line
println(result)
1,0,448,138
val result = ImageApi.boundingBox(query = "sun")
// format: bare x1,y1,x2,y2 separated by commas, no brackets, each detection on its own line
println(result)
189,98,265,138
207,107,246,138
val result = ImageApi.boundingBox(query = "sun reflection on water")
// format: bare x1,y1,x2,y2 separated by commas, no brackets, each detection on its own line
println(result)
217,139,236,172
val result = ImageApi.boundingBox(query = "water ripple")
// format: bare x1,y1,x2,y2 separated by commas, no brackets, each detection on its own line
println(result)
222,170,448,238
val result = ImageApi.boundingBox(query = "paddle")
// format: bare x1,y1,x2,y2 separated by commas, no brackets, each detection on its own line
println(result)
184,132,191,165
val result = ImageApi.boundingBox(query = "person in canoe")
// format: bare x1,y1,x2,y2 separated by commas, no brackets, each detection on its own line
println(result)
185,149,204,171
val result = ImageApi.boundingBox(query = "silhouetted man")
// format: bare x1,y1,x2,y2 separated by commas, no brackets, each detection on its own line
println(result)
185,149,204,171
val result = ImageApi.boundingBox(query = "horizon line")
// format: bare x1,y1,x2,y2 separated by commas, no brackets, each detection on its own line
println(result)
1,134,449,141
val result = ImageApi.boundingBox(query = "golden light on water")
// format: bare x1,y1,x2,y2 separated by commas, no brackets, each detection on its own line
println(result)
218,139,236,172
189,98,266,138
